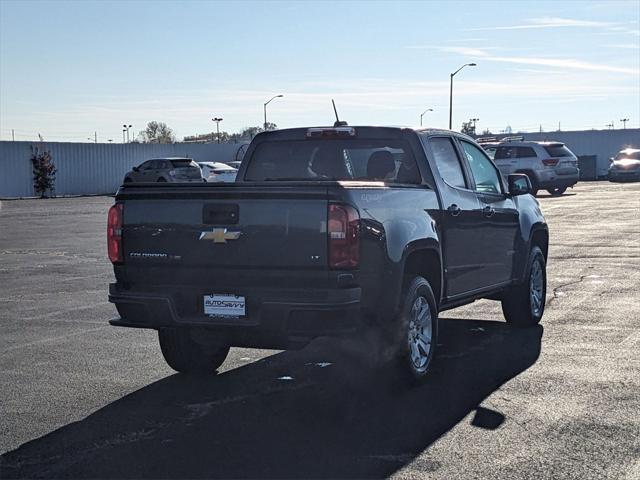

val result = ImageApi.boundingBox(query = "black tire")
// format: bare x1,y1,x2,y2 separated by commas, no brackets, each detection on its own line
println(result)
158,328,230,374
546,187,566,196
501,246,546,327
392,276,438,382
157,177,167,183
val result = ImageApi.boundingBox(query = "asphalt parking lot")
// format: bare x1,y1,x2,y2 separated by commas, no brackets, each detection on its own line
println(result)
1,181,639,479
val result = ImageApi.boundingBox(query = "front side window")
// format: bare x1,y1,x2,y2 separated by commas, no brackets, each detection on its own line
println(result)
460,141,503,194
429,137,467,188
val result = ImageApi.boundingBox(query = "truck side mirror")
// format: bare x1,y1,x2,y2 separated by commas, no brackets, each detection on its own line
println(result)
508,174,531,196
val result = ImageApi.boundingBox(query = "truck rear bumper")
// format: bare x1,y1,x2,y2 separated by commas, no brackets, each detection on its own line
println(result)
108,283,362,348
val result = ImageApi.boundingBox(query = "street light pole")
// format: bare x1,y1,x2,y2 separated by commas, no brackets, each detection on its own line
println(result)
620,118,629,129
212,117,223,144
263,94,283,131
123,124,132,142
449,63,476,130
420,108,433,127
470,117,479,134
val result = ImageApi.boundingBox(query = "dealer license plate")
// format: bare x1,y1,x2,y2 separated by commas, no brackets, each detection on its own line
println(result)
203,294,246,317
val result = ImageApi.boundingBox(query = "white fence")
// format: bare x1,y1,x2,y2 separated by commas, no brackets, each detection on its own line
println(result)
0,141,248,198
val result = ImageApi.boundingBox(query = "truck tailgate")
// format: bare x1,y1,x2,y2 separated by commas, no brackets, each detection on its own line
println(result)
119,184,330,269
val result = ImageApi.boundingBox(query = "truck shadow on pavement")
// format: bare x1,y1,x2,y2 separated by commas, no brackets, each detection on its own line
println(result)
1,318,542,479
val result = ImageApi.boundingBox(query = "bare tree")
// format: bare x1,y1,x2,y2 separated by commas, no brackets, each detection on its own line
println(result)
139,121,176,144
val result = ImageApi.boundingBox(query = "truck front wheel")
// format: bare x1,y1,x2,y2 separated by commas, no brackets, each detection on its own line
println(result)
158,328,230,374
501,246,546,327
394,276,438,382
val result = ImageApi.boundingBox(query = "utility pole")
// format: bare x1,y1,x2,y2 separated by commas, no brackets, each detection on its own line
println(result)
606,122,614,130
11,129,15,141
94,131,97,143
212,117,223,144
620,118,629,129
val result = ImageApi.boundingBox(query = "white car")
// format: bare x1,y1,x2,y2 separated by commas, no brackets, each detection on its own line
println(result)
198,162,238,183
479,137,579,196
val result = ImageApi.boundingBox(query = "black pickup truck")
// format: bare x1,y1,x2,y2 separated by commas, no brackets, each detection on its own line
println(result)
108,126,548,380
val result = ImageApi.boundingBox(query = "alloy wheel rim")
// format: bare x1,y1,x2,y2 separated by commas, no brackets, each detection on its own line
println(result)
407,296,432,373
530,259,544,316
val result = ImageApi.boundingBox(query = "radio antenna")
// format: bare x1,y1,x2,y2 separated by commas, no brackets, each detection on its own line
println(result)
332,99,348,127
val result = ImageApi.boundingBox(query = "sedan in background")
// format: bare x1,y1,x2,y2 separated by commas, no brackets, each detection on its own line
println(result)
608,148,640,182
198,162,238,182
123,157,203,183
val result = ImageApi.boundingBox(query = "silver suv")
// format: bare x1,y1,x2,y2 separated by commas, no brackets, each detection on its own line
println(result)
480,137,579,196
123,157,204,183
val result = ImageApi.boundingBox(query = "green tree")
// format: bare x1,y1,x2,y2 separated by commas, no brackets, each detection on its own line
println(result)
139,121,175,143
461,121,475,136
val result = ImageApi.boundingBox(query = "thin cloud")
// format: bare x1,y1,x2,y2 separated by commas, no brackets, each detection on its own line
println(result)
607,43,640,49
468,16,617,31
417,46,638,75
406,46,490,57
486,56,638,75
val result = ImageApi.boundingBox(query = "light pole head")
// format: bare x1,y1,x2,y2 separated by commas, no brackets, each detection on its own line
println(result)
468,63,477,67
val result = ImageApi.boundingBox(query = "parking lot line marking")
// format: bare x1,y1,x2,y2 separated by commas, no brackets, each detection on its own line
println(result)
619,330,640,348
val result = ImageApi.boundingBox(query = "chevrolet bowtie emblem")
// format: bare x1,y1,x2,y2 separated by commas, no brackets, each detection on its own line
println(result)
199,228,241,243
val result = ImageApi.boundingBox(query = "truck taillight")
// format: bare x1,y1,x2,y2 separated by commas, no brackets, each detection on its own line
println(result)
328,204,359,269
107,204,123,264
542,158,559,166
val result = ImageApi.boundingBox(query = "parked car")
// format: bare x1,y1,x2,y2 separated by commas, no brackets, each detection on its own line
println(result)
198,162,238,183
123,157,203,183
479,137,579,196
108,126,548,382
608,148,640,182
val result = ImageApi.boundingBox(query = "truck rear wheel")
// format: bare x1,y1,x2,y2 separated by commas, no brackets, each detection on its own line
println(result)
394,276,438,382
501,246,546,327
158,328,230,374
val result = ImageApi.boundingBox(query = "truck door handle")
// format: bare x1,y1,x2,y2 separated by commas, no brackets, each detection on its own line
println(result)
483,206,495,218
447,204,461,217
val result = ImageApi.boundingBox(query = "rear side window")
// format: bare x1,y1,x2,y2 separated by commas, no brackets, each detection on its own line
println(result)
244,139,421,183
544,145,573,157
494,146,517,160
170,159,198,168
517,147,536,158
429,137,467,188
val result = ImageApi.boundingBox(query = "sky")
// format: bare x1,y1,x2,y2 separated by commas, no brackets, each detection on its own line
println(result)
0,0,639,143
